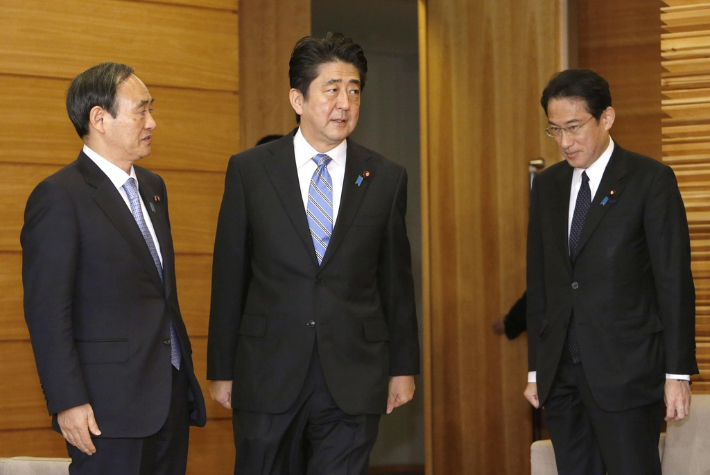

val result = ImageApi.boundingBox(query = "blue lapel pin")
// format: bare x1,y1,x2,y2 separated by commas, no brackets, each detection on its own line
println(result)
150,202,156,213
356,176,363,186
601,196,609,206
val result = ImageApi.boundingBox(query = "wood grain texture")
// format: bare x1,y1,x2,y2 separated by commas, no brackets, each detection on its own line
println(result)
0,341,51,430
0,0,238,91
0,253,28,341
420,0,561,473
238,0,309,150
662,0,710,392
125,0,237,10
577,0,663,160
0,76,238,173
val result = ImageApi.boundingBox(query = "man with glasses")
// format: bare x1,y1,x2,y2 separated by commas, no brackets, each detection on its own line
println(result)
524,69,697,475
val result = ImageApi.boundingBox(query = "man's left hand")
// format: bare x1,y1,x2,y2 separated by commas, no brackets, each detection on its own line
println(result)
387,375,415,414
665,379,691,421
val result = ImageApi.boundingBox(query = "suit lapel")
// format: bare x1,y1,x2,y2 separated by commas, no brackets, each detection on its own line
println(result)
319,140,373,269
77,153,165,293
261,133,320,268
136,169,173,298
573,146,627,260
554,163,574,275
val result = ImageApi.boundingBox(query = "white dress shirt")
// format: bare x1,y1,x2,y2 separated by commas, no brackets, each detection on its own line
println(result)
293,128,346,223
528,137,688,383
83,145,163,265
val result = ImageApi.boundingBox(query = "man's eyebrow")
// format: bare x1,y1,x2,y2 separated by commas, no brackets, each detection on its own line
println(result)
136,98,155,108
324,78,342,85
548,118,581,126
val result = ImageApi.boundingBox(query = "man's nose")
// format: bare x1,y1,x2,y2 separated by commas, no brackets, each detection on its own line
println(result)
146,112,156,130
336,89,350,109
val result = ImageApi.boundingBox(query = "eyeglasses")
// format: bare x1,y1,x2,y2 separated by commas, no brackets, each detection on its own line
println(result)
545,116,594,138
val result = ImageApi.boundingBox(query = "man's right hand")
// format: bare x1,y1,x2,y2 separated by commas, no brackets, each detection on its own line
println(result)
210,380,233,410
57,403,101,455
524,382,539,408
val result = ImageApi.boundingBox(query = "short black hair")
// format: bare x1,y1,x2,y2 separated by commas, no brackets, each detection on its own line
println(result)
66,62,135,138
289,32,367,122
540,69,612,121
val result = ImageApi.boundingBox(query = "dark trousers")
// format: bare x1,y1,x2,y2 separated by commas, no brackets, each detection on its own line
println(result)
67,364,191,475
545,359,664,475
232,344,381,475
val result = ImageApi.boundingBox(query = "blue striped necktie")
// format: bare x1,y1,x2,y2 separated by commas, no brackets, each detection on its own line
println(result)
123,177,182,370
306,154,333,265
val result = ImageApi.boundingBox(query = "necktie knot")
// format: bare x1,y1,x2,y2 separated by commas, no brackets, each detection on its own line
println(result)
581,170,589,185
123,177,138,196
312,153,332,169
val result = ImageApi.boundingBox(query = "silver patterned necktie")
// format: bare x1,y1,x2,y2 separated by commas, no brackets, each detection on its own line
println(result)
123,177,181,370
306,154,334,265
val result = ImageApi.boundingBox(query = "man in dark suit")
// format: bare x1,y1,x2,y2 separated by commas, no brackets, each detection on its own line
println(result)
21,62,206,475
524,69,697,475
207,33,420,474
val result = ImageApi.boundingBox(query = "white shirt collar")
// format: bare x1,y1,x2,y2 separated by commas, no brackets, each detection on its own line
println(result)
83,144,137,190
574,137,614,188
293,128,347,169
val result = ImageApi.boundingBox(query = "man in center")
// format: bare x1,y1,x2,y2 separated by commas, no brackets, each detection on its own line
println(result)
207,33,421,474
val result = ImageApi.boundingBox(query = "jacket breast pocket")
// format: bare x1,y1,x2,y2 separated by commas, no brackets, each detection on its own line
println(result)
239,314,267,337
363,318,390,342
75,340,129,364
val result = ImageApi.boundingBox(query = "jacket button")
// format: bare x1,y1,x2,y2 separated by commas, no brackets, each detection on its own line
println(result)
315,278,324,284
571,282,579,290
164,338,171,345
306,320,315,328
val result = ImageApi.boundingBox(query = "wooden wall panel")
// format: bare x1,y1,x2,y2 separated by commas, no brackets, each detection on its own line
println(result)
238,0,310,150
577,0,663,160
0,253,27,341
0,0,238,92
0,341,50,430
129,0,238,10
419,0,561,474
0,76,238,172
662,0,710,394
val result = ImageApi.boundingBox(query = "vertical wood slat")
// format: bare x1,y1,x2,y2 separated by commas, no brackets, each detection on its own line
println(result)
663,1,710,391
238,0,310,150
420,0,561,473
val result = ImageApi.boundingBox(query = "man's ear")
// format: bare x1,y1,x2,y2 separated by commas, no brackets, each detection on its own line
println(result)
88,106,107,135
602,106,615,131
289,88,304,116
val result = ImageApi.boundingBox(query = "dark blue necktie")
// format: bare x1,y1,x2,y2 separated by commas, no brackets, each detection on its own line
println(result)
567,171,590,363
123,178,182,369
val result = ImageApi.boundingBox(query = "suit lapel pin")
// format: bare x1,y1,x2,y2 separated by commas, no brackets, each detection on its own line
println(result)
601,189,617,206
150,202,156,213
154,195,161,202
356,170,371,187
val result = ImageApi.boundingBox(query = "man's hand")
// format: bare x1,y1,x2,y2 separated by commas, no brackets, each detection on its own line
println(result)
387,376,415,414
665,379,691,421
210,380,233,410
492,314,506,335
524,382,539,408
57,403,101,455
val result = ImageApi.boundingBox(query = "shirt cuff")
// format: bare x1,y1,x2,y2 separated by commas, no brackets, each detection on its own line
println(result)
528,371,537,383
666,374,690,381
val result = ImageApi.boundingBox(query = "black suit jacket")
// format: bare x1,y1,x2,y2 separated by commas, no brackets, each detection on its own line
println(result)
21,151,206,438
527,144,698,412
207,131,420,415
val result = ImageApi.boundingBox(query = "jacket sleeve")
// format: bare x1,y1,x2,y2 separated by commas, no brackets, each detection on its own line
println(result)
207,156,252,380
376,166,421,376
21,180,90,415
526,178,545,372
644,165,697,375
504,291,527,340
